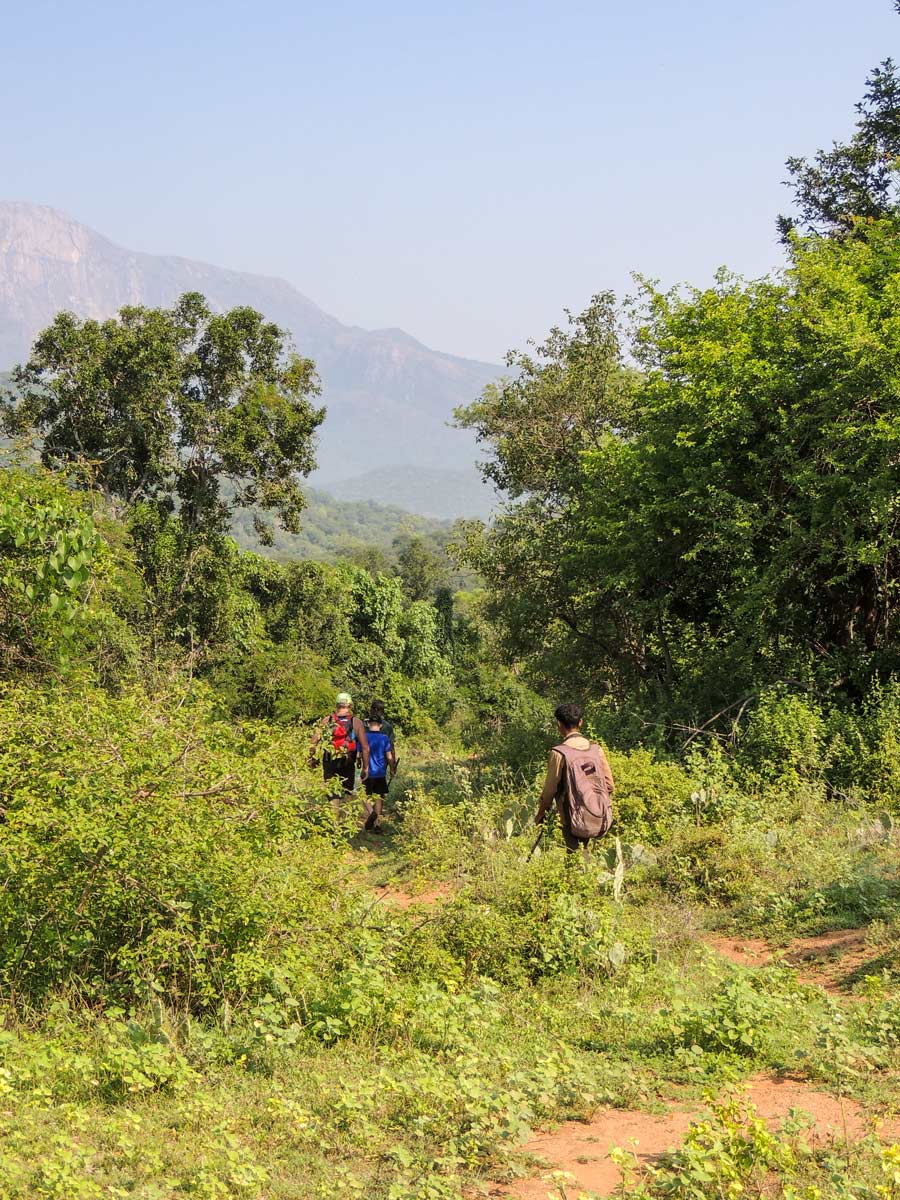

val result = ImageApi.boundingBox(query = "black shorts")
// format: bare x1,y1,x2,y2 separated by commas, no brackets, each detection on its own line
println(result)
364,776,389,797
323,754,356,793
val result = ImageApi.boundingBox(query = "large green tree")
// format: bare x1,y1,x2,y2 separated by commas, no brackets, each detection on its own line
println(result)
3,292,324,541
778,57,900,241
458,219,900,726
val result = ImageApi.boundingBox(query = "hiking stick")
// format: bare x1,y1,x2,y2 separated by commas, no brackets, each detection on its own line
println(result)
527,824,545,860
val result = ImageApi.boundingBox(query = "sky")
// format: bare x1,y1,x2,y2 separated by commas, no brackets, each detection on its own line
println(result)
4,0,899,363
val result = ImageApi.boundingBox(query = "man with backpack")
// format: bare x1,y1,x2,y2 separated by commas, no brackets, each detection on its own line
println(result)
362,706,397,833
534,703,614,853
309,692,370,801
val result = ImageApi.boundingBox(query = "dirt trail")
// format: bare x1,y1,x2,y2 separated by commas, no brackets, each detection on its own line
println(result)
372,882,452,910
705,928,874,993
499,1073,900,1199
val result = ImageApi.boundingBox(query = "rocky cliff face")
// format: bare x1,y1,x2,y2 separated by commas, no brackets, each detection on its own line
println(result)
0,203,499,489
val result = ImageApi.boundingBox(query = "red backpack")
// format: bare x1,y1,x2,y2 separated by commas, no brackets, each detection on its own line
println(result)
555,742,613,839
327,712,357,758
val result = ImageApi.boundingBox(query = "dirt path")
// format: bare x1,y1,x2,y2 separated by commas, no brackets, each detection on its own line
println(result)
705,928,874,993
372,882,452,910
498,1073,900,1199
501,927,895,1197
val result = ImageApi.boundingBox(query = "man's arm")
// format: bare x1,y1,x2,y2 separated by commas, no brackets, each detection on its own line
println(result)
354,718,370,775
598,746,615,796
308,718,326,766
387,747,397,779
535,750,563,823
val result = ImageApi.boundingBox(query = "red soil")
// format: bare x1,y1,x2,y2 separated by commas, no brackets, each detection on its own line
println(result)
499,1073,900,1199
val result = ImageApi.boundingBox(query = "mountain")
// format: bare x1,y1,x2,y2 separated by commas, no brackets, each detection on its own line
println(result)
325,465,496,520
0,202,500,510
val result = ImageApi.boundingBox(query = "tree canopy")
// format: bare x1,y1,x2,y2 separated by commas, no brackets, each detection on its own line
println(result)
3,292,324,541
779,58,900,241
458,218,900,727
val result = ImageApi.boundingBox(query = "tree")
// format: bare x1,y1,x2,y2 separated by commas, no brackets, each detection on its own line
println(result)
4,293,324,542
779,58,900,241
394,535,448,600
455,291,635,501
459,220,900,727
455,295,638,700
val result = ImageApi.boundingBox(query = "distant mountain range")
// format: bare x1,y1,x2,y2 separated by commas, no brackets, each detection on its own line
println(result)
0,202,500,518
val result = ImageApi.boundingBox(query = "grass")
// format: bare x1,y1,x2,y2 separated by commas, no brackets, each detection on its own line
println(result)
5,751,900,1198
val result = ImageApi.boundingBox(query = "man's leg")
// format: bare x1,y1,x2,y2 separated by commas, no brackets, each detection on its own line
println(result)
323,756,343,817
364,780,386,831
561,822,582,853
340,758,356,805
561,821,591,868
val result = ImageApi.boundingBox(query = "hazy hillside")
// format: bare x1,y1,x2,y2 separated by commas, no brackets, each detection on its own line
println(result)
324,465,497,520
230,487,452,563
0,202,501,509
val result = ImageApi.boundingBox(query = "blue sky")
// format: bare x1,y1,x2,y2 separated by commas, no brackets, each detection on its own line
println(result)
4,0,899,362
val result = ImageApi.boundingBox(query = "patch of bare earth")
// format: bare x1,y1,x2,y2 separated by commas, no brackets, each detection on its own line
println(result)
373,883,452,910
497,1074,900,1199
706,928,874,993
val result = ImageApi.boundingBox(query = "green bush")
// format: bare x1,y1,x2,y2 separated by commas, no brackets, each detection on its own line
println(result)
737,688,827,788
0,468,99,668
826,680,900,809
607,748,693,843
428,854,639,984
0,682,354,1009
659,976,786,1058
207,642,335,722
652,826,758,904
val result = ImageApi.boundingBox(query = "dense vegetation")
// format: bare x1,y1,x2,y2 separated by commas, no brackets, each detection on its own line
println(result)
455,59,900,742
5,47,900,1200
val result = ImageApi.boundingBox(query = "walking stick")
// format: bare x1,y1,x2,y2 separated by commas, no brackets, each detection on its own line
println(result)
527,824,545,860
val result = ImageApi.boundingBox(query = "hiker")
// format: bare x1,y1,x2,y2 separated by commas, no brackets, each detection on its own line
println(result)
534,703,614,853
309,692,370,800
362,706,397,833
368,700,395,750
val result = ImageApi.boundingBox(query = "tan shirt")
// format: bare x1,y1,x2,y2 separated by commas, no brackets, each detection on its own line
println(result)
536,733,615,820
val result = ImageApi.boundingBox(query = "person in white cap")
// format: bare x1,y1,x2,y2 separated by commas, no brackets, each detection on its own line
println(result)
309,692,370,803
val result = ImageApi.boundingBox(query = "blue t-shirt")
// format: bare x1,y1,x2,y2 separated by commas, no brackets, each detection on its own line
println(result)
366,728,392,779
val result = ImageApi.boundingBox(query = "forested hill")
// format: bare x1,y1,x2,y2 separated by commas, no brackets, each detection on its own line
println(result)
229,486,472,585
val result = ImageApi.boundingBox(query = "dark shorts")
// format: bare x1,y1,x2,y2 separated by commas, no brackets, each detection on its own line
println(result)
323,754,356,794
364,776,389,797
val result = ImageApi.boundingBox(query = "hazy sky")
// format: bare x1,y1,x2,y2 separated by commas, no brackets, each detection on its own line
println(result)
5,0,899,362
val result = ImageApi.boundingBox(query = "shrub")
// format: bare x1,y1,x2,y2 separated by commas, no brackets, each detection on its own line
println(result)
826,680,900,809
0,468,99,669
737,688,826,788
428,854,639,984
614,1091,812,1196
207,642,335,722
659,976,786,1058
607,749,693,843
0,681,354,1009
652,826,758,904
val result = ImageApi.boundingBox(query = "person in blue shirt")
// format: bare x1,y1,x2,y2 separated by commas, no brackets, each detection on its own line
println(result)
362,708,397,833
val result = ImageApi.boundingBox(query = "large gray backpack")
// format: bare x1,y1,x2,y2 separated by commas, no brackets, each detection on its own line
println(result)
555,742,613,839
